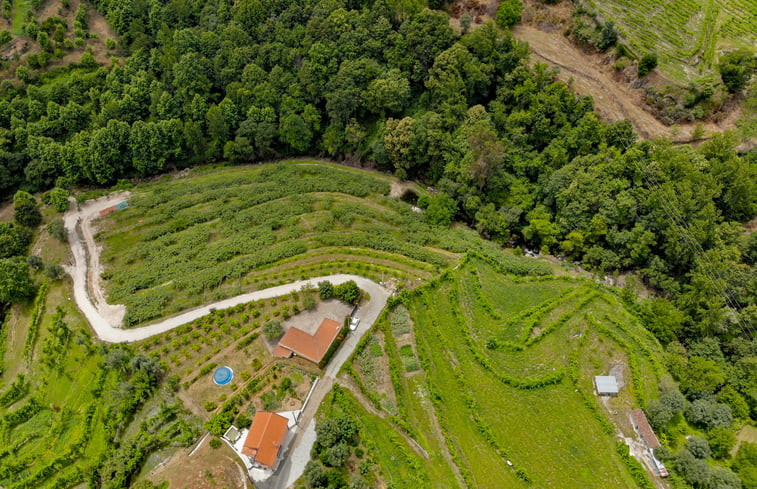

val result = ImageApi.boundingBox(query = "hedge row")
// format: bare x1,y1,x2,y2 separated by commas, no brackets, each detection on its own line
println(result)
585,315,648,408
328,385,431,487
600,310,665,380
518,286,586,343
567,344,615,436
206,365,270,435
447,287,565,390
380,311,415,437
1,398,43,434
464,268,502,320
5,403,95,489
615,441,656,489
0,375,28,408
465,250,552,277
524,291,598,346
412,297,477,488
23,282,48,361
0,312,8,375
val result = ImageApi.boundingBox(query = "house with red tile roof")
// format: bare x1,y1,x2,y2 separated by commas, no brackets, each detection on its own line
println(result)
242,411,289,469
630,408,669,477
275,318,343,364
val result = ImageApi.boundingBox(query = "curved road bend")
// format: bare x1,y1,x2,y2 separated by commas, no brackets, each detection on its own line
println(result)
65,195,391,488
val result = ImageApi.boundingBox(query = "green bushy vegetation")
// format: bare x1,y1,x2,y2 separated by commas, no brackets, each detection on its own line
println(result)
97,162,544,326
339,257,669,488
0,279,198,489
0,0,751,408
339,255,752,487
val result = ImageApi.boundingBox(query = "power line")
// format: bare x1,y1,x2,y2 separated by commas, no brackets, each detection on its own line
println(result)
622,145,755,341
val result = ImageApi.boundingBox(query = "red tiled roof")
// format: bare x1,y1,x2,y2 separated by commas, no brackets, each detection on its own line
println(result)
273,345,293,358
242,412,289,468
277,318,342,363
631,408,660,449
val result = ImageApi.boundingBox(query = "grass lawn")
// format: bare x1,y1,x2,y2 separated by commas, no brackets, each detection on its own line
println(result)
11,0,30,36
338,256,668,488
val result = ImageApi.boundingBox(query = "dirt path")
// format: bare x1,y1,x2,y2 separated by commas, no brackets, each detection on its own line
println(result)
64,193,394,488
63,194,390,344
512,24,740,143
64,193,129,332
337,375,430,458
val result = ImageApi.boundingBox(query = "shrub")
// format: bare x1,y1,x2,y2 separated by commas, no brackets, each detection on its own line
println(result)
44,263,65,280
0,222,32,258
718,50,756,93
496,0,522,27
425,193,457,227
638,52,658,77
684,436,711,459
27,255,43,270
204,401,218,411
48,218,67,241
14,191,41,228
334,280,360,304
323,443,349,467
209,438,222,449
235,414,251,428
318,281,334,299
303,295,317,310
707,427,736,459
48,187,69,212
263,321,283,341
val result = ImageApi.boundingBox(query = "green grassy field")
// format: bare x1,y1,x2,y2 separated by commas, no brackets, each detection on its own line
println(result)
10,0,30,36
340,255,668,488
98,161,550,326
581,0,757,83
0,206,199,489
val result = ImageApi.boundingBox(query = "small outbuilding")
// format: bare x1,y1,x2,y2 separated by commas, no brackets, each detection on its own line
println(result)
594,375,619,396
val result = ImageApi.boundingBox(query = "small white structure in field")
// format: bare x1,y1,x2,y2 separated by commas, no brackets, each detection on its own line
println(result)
594,375,619,396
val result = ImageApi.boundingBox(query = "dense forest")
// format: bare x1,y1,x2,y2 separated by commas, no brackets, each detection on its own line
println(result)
0,0,755,485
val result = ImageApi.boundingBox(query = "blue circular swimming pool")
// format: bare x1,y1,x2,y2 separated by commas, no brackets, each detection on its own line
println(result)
213,366,234,385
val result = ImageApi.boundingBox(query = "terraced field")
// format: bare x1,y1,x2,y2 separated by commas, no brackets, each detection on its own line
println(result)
581,0,757,82
0,276,198,489
341,255,667,488
97,161,549,326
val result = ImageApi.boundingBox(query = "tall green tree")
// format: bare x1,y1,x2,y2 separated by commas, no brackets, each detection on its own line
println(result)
14,190,42,228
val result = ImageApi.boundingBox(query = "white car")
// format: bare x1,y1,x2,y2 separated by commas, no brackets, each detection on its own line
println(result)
349,317,360,331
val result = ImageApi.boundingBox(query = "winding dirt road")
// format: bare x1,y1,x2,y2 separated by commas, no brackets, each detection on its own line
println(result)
512,24,741,143
63,194,390,344
64,193,393,487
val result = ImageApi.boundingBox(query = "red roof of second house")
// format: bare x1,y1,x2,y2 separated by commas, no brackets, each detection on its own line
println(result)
277,318,342,363
631,408,660,449
242,411,289,468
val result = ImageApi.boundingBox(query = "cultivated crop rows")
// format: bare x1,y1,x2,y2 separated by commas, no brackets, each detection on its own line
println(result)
581,0,757,82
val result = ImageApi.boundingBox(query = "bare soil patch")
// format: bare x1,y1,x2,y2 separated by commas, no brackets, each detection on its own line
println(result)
511,0,746,144
147,435,249,489
733,425,757,455
281,298,352,336
0,199,13,221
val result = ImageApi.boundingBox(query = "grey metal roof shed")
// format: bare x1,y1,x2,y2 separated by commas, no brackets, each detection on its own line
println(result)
594,375,619,395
